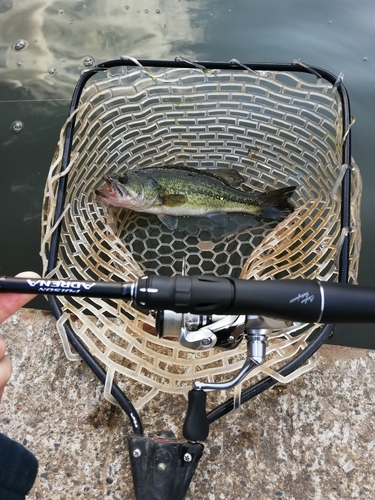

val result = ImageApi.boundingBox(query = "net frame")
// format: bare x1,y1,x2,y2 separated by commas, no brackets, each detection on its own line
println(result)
41,58,361,415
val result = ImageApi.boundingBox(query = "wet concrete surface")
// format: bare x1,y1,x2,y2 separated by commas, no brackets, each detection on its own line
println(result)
1,308,375,499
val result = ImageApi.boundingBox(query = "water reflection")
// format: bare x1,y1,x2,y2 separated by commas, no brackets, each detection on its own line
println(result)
10,183,33,193
0,0,203,102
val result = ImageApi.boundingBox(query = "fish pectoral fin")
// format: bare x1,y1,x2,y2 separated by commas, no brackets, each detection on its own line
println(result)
161,194,187,207
158,215,179,230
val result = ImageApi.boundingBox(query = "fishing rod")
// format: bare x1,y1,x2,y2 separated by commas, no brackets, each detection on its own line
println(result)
1,274,374,324
3,273,373,496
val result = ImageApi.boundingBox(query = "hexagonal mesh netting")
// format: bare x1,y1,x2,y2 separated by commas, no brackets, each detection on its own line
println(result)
41,60,361,409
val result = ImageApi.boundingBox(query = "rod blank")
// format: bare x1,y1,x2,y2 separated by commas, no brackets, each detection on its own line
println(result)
1,275,375,324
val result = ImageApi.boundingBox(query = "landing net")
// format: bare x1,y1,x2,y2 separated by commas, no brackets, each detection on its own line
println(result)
41,59,361,409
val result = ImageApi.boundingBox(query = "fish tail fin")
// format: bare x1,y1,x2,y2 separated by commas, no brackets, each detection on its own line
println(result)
259,186,296,221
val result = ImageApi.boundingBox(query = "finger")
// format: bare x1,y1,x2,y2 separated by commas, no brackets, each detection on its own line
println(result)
0,271,41,324
0,355,12,400
0,334,6,359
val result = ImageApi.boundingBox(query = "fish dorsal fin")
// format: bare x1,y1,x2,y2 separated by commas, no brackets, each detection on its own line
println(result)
139,165,245,188
209,167,245,187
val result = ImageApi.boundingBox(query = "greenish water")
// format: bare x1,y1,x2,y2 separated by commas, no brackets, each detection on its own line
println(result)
0,0,374,348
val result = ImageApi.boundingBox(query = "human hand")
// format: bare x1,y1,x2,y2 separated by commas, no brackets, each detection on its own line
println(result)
0,271,40,401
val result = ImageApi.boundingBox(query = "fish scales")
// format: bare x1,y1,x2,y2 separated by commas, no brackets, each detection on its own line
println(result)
152,167,264,214
95,165,296,228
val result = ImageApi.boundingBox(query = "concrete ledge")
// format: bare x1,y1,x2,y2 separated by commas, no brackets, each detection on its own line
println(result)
1,309,375,499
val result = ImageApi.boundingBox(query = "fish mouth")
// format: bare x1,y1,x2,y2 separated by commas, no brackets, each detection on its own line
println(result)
95,176,120,199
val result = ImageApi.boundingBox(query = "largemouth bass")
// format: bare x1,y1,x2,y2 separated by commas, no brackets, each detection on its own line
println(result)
95,166,296,230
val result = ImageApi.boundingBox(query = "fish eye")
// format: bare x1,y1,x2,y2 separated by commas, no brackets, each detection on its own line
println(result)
117,175,128,184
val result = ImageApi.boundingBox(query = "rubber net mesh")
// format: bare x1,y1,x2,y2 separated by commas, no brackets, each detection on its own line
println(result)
41,64,362,409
